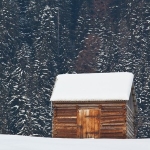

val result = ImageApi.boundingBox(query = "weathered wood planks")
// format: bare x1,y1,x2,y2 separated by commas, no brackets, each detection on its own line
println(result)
52,101,135,138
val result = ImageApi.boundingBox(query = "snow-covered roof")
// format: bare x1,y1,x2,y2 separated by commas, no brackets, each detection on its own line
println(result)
50,72,134,101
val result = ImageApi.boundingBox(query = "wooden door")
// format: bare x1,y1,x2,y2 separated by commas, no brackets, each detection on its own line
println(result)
77,109,100,138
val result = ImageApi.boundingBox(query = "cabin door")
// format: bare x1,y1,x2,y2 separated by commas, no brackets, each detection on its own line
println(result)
77,109,100,138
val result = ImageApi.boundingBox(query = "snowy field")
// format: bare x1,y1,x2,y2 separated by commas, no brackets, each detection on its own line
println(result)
0,134,149,150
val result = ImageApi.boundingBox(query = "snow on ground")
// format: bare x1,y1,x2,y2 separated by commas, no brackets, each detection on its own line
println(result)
0,134,149,150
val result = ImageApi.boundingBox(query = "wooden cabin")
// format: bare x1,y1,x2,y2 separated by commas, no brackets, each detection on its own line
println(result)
50,72,137,139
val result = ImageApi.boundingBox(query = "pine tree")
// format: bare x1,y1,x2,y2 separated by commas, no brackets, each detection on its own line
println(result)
0,0,20,134
32,2,58,136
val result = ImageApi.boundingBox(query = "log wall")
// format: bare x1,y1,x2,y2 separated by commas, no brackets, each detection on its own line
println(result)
52,101,127,138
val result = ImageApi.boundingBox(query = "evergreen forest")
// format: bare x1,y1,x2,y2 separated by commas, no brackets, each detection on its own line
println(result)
0,0,150,138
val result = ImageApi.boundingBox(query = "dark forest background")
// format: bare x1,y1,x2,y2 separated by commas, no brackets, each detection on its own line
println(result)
0,0,150,138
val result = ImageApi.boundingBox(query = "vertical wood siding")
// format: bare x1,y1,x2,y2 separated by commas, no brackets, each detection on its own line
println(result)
77,109,100,138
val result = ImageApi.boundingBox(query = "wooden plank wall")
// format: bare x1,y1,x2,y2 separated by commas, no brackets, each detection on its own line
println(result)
52,102,127,138
100,104,126,138
52,105,77,138
126,105,135,138
126,89,136,138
